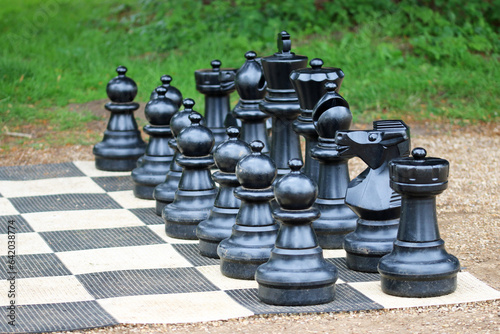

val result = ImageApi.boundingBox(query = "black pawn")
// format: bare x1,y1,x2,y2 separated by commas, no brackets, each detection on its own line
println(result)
310,82,357,249
93,66,146,171
197,127,252,258
150,74,183,108
336,120,411,272
255,159,338,306
131,87,178,199
260,31,308,179
232,51,270,152
378,148,460,297
163,113,217,239
218,140,279,280
291,58,345,183
195,59,238,147
153,99,202,215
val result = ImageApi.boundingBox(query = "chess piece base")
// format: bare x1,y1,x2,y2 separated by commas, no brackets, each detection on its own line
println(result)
381,276,457,298
197,207,239,259
132,155,172,199
378,239,460,297
258,283,336,306
218,224,279,280
256,247,337,306
154,170,182,215
163,188,217,240
344,218,399,273
94,157,139,172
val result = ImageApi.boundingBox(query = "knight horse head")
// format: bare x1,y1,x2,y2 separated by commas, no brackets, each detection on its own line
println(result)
335,120,411,169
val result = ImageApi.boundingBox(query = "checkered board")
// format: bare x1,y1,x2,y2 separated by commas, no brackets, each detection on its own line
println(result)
1,161,499,333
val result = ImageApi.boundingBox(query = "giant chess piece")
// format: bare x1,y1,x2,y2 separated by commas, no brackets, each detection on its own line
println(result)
163,113,217,239
256,159,338,306
93,66,146,171
291,58,344,183
260,31,308,179
197,127,251,258
218,140,279,280
150,74,183,108
153,99,202,215
336,120,411,272
378,147,460,297
131,87,178,199
195,59,238,147
310,82,357,249
231,51,270,152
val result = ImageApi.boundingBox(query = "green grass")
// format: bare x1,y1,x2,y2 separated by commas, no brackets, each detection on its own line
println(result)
0,0,498,147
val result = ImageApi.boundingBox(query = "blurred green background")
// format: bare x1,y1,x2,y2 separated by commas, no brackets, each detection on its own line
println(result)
1,0,499,147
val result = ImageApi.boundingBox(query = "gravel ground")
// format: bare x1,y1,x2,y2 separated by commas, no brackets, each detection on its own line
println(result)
1,114,499,333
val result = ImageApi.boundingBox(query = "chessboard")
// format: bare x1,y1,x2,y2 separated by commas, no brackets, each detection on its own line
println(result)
1,161,499,333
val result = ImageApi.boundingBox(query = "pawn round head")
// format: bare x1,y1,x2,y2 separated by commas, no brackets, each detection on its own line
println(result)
236,140,276,189
325,81,338,92
274,159,318,210
316,106,352,139
176,113,214,157
160,75,172,86
245,51,257,60
182,98,195,111
155,86,167,97
106,66,138,102
170,98,199,138
214,127,251,173
145,87,177,125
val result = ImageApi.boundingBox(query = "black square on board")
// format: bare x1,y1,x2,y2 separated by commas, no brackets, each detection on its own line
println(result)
40,226,167,252
0,253,71,279
77,267,219,299
9,193,122,214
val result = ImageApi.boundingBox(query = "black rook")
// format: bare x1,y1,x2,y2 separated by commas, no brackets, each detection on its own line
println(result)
195,60,238,147
378,147,460,297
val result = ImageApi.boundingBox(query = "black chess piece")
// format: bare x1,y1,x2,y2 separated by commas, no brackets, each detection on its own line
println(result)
260,31,308,179
150,74,183,108
163,113,217,239
131,87,178,199
93,66,146,171
255,159,338,306
378,147,460,297
195,59,238,147
218,140,279,280
153,99,203,215
336,120,411,272
291,58,344,183
196,127,251,258
230,51,270,152
310,82,357,249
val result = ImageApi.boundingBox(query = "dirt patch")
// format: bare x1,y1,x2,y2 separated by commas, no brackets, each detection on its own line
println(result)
1,101,499,333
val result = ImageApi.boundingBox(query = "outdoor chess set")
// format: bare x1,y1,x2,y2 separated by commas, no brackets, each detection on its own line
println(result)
1,31,499,333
